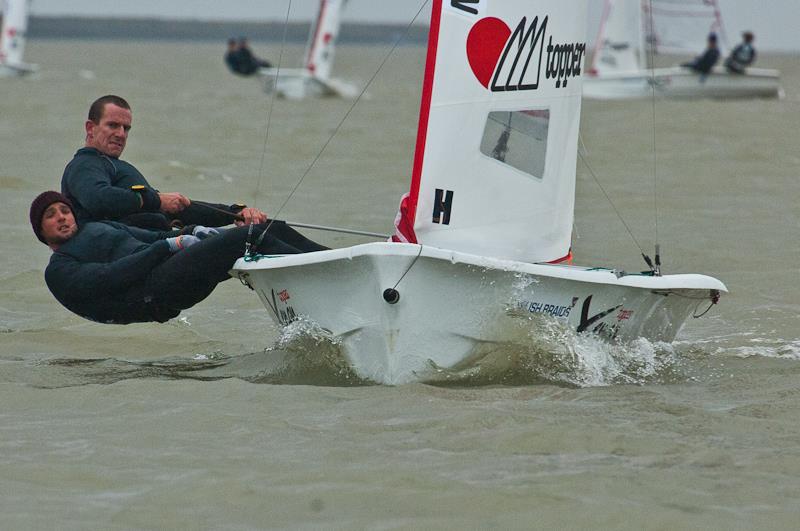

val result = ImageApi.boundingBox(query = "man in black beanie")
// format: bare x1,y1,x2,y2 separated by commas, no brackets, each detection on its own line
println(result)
31,191,326,324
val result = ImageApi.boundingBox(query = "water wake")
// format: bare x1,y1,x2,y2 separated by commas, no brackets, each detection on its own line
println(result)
421,315,679,388
22,316,692,388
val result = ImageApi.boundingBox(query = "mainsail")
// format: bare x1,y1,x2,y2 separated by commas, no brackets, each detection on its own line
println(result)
0,0,32,69
645,0,727,55
402,0,586,264
304,0,346,82
591,0,728,75
590,0,645,74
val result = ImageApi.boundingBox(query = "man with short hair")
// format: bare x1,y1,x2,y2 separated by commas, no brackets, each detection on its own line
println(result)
682,33,721,77
224,38,243,74
725,31,757,74
225,37,271,76
61,95,267,230
31,191,325,324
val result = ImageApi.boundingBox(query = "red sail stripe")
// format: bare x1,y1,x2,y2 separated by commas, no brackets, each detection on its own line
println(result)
406,0,443,235
305,0,328,73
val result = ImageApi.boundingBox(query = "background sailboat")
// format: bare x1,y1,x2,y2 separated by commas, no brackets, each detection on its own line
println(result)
583,0,782,99
0,0,38,77
232,0,726,385
259,0,358,99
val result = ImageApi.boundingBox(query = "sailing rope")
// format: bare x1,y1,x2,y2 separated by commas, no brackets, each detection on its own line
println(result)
247,0,295,256
249,0,432,254
392,244,424,291
577,150,648,258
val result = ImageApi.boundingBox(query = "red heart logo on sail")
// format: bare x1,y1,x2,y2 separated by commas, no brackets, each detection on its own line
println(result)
466,17,512,88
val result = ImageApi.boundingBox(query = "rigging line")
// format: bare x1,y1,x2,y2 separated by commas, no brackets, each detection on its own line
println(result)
578,150,647,257
250,0,431,251
285,221,389,239
191,201,387,238
392,244,424,291
253,0,294,211
647,0,660,249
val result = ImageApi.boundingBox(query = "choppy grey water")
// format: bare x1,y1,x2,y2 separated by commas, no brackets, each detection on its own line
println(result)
1,39,799,529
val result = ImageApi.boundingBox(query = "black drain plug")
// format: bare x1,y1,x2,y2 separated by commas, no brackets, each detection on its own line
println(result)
382,288,400,304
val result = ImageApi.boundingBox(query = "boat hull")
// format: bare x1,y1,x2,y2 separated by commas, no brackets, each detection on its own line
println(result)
231,243,726,385
583,66,782,100
0,61,37,78
258,67,358,99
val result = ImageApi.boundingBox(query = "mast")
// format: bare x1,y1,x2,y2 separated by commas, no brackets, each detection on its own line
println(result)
589,0,613,74
708,0,729,52
304,0,345,82
638,0,649,69
405,0,443,230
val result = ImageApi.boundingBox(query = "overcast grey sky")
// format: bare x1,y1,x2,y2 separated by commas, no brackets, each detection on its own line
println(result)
27,0,800,51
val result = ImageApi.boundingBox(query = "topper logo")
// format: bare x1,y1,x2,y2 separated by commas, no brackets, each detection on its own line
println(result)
466,15,586,91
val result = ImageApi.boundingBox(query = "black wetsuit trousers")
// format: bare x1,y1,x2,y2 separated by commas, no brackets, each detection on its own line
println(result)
129,221,326,321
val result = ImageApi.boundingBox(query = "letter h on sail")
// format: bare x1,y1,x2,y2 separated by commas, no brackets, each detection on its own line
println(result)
432,189,454,224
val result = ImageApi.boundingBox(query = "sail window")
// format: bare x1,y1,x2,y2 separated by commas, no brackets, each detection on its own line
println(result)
480,110,549,179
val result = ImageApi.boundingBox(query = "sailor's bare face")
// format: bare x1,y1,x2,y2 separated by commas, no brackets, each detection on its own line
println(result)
41,202,77,246
85,103,132,158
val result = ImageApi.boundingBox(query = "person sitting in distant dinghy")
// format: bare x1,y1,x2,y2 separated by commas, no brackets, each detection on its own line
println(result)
224,38,244,74
725,31,757,74
225,37,272,76
61,95,267,231
682,33,721,77
31,191,326,324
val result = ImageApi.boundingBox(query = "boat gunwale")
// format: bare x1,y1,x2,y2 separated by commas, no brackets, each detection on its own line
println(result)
232,242,728,293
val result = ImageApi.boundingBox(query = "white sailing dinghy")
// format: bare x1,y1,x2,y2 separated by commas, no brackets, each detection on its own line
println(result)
0,0,38,77
583,0,782,100
232,0,726,385
260,0,358,99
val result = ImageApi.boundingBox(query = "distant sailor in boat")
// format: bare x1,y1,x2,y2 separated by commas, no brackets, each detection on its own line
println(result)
30,191,326,325
681,33,721,77
725,31,757,74
224,38,242,73
225,37,272,76
61,95,268,231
